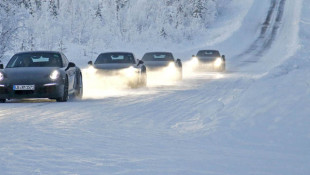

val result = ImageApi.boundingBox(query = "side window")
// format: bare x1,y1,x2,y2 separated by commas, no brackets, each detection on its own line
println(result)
168,53,175,61
132,54,137,64
61,54,69,67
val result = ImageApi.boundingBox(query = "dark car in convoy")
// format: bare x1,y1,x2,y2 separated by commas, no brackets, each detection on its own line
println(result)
192,50,226,72
0,51,83,103
87,52,147,88
141,52,182,80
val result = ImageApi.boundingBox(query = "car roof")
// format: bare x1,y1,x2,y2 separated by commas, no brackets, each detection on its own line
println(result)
198,50,220,52
144,52,173,54
15,51,63,55
100,52,134,55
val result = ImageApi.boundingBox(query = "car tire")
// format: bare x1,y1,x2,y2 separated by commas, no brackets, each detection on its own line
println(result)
177,67,183,80
215,61,225,72
74,73,83,99
139,68,147,87
140,72,147,87
219,63,226,72
176,60,183,80
0,99,6,103
56,76,69,102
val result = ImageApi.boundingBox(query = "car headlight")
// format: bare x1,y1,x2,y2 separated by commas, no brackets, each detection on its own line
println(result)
167,62,176,70
0,72,4,81
192,57,199,65
50,70,60,80
87,66,97,74
125,66,137,78
214,57,223,67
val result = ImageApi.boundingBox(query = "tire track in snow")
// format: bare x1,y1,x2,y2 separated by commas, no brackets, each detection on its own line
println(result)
240,0,277,56
237,0,286,62
257,0,286,55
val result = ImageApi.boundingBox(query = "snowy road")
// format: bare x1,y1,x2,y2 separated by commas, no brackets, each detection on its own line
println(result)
238,0,286,58
1,0,310,174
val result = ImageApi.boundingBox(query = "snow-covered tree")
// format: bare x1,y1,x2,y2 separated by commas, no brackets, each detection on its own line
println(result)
0,0,227,58
0,0,27,59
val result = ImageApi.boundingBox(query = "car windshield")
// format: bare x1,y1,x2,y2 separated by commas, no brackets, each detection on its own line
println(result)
197,50,220,57
95,53,136,64
6,53,62,68
142,53,174,61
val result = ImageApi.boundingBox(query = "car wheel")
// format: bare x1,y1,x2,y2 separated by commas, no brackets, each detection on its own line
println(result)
139,70,147,87
177,67,183,80
219,63,226,72
74,74,83,99
0,99,6,103
56,77,69,102
215,62,225,72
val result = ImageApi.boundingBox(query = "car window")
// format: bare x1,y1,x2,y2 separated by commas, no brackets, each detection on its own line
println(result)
61,53,69,67
6,53,63,68
197,50,220,57
142,53,174,61
95,53,136,64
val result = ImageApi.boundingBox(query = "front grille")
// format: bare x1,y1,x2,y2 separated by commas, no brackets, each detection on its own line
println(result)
199,59,215,63
14,90,35,95
0,87,9,94
38,86,56,94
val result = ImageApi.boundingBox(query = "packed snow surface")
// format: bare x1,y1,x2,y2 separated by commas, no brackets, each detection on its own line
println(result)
1,0,310,174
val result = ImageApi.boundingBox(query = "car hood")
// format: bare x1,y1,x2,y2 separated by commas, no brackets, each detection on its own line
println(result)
94,63,135,70
3,67,59,81
143,61,172,69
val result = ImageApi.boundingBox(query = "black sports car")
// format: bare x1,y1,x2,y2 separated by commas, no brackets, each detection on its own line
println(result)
87,52,147,88
191,50,226,72
141,52,182,80
0,51,83,103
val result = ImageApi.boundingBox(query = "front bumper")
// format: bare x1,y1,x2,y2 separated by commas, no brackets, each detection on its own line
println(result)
0,83,64,99
196,59,225,70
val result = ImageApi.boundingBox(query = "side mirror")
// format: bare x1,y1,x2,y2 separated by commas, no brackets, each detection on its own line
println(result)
192,55,195,57
0,64,3,69
176,58,182,67
88,61,93,65
222,55,226,61
68,62,75,68
66,62,75,70
137,60,144,66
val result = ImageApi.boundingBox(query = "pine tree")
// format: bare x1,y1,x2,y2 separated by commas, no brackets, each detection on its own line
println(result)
193,0,205,18
29,34,35,51
95,3,102,19
0,0,26,59
49,0,58,17
58,40,66,52
160,27,167,39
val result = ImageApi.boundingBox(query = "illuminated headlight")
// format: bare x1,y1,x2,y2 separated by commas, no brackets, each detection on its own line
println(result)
0,72,4,81
214,57,223,67
192,57,199,65
50,70,60,80
125,66,137,78
168,62,175,69
87,66,97,74
164,62,177,74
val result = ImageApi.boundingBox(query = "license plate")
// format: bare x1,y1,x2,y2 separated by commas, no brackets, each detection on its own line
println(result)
13,85,35,91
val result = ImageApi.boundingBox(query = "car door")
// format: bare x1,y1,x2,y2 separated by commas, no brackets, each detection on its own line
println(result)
62,54,76,92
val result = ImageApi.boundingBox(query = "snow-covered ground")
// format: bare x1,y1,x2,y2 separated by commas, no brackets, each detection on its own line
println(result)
1,0,310,174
